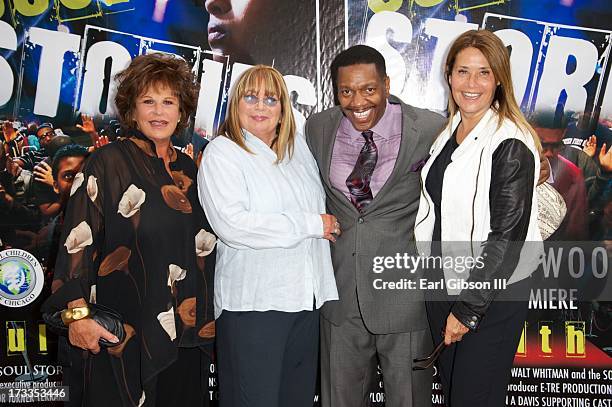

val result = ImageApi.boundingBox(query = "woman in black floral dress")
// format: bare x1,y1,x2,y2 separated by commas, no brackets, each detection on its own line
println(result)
42,53,216,406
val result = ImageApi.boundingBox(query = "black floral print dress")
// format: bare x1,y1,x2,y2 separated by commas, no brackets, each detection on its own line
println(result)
42,130,216,406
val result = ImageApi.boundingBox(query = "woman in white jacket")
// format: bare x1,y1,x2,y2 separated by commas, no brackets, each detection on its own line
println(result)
414,29,542,406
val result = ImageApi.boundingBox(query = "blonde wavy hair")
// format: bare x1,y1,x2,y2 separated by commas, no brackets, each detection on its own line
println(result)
445,29,541,151
218,65,296,163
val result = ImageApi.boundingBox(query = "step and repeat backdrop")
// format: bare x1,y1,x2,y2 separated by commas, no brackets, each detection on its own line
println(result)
0,0,610,406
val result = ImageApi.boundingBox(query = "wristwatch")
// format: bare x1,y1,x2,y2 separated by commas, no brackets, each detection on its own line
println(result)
61,306,91,325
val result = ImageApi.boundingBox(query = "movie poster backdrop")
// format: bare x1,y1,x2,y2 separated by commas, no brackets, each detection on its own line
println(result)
0,1,610,406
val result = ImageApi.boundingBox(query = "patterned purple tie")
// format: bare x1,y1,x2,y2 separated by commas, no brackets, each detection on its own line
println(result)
346,130,378,212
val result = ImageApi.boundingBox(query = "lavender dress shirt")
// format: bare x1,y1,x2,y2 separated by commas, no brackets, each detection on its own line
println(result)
330,101,402,200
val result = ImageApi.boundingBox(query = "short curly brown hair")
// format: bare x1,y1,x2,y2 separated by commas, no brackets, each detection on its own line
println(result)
114,53,199,133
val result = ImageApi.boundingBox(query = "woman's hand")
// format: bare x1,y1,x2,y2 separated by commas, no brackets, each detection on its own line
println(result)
68,319,119,354
444,312,469,345
320,214,340,242
66,298,119,353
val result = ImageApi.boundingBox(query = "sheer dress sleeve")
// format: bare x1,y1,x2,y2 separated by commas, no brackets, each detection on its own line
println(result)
43,148,108,312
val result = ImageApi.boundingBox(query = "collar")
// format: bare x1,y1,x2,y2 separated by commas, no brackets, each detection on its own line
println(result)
242,129,279,159
430,108,497,154
126,128,178,162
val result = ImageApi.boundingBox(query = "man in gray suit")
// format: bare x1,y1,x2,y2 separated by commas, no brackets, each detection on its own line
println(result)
305,45,445,407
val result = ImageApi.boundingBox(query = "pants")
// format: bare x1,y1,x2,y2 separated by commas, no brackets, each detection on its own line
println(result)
426,278,530,407
320,297,433,407
216,310,319,407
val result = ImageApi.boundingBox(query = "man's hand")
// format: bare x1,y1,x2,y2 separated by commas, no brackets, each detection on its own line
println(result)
77,114,97,135
78,114,108,150
7,158,22,177
599,143,612,172
33,161,54,186
444,312,469,345
583,135,597,157
93,134,109,149
2,121,16,142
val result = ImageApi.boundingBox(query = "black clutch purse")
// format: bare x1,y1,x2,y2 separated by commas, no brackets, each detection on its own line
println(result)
43,303,126,347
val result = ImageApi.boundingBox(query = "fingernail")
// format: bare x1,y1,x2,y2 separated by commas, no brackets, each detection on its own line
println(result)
111,336,119,343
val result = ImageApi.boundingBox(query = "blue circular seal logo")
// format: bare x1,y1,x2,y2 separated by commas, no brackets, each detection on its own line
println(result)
0,249,44,307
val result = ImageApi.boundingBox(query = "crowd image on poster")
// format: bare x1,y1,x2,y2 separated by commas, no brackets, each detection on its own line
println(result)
0,0,610,406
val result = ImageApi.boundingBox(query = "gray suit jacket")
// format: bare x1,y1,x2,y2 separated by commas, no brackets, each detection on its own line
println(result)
306,95,445,334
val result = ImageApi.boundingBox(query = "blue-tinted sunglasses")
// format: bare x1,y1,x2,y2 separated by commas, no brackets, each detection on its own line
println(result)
243,94,279,107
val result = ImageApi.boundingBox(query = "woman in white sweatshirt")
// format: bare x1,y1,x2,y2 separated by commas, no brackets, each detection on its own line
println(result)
197,65,339,407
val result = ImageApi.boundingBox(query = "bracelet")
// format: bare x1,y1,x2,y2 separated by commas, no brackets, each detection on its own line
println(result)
60,306,91,325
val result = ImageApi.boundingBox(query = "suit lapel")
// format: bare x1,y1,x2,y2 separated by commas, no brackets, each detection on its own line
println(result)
321,109,357,211
320,111,340,190
363,98,421,214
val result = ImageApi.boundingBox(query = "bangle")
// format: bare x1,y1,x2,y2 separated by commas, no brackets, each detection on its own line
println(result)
60,306,91,325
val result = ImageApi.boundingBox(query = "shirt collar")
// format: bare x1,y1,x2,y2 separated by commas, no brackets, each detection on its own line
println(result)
242,129,280,160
